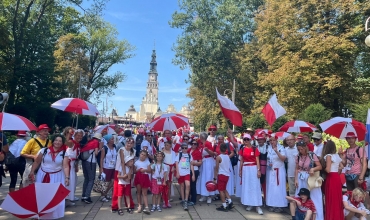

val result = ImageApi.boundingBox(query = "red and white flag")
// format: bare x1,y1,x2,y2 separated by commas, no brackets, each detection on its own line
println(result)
216,88,243,126
261,94,286,126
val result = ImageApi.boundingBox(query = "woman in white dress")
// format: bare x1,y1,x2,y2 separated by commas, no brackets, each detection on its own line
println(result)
198,132,216,204
295,141,323,220
265,134,287,212
29,134,70,219
162,138,177,208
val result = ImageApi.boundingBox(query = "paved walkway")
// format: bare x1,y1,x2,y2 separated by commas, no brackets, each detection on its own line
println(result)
0,169,292,220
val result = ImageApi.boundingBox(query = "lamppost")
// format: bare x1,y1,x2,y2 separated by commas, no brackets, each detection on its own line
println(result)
366,17,370,47
223,79,236,131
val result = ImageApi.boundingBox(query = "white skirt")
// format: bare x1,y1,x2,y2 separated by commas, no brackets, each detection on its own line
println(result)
295,171,323,220
36,169,66,219
198,158,215,196
226,161,234,196
241,165,262,206
234,161,242,197
266,166,288,207
66,160,77,201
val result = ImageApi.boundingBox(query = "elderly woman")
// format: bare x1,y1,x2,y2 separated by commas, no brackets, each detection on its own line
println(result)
111,137,136,212
265,135,287,212
239,133,263,215
198,132,215,204
63,128,84,205
295,141,323,220
29,134,70,219
99,134,117,202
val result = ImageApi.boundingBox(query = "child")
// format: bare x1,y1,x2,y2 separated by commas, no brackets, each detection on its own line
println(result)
286,188,316,220
176,143,195,211
214,143,234,212
343,187,370,220
117,155,134,215
134,150,151,214
150,152,168,212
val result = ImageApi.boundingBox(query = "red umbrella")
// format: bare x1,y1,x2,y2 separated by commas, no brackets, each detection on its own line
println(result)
149,113,189,131
51,98,99,116
319,117,366,141
279,120,317,133
0,112,37,131
93,124,116,134
271,131,291,140
0,183,69,219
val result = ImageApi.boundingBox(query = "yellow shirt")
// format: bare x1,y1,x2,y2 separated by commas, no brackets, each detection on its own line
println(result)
21,137,52,156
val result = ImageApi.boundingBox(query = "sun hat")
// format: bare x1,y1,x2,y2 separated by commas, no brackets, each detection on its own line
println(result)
17,131,27,136
37,124,51,132
256,133,266,140
245,128,253,132
296,134,304,139
307,172,324,190
312,132,322,139
103,134,113,142
345,132,357,138
297,188,311,199
208,125,217,131
92,133,102,140
205,181,217,192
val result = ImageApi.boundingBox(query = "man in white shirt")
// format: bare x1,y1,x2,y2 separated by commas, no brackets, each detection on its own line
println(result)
312,132,324,158
285,135,298,197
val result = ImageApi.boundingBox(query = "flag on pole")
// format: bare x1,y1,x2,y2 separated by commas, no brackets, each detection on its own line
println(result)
216,88,243,127
365,109,370,159
261,94,286,127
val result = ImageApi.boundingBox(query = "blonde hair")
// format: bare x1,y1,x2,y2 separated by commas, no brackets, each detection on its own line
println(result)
352,187,366,200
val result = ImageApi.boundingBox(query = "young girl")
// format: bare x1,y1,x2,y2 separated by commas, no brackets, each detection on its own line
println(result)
117,155,134,215
150,152,168,212
134,150,151,214
162,139,176,208
343,187,370,220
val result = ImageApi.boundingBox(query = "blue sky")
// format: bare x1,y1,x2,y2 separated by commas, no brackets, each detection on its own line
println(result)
93,0,191,116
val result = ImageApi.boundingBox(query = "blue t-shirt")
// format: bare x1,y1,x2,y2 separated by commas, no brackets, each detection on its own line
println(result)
0,132,8,150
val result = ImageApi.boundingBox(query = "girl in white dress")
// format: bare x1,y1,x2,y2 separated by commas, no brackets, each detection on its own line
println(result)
162,139,176,208
265,135,287,212
29,134,70,219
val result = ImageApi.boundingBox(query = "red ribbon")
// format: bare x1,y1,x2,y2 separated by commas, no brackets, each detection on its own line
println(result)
48,146,64,162
41,168,61,183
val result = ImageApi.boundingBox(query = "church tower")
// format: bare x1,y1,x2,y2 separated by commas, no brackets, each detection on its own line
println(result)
139,50,159,122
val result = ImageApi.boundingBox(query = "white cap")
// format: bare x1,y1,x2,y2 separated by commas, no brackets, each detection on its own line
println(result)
243,133,252,139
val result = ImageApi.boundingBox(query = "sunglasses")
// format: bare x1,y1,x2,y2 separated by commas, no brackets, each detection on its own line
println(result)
183,138,189,141
146,135,152,137
243,138,250,141
127,140,134,144
191,143,198,145
312,138,320,141
182,147,188,149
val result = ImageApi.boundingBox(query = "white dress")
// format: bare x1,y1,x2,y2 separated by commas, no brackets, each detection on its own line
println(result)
198,146,215,197
234,144,243,197
66,146,78,201
35,148,65,219
266,145,288,207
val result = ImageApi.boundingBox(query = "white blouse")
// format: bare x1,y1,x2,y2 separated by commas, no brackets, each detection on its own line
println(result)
324,153,341,172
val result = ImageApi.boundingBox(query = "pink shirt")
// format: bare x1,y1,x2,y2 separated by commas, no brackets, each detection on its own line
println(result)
295,153,319,172
346,147,366,175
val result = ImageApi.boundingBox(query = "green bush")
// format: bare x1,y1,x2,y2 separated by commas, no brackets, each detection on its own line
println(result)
300,103,333,129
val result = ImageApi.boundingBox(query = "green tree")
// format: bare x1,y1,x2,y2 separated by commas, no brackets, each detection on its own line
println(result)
299,104,333,128
350,102,370,124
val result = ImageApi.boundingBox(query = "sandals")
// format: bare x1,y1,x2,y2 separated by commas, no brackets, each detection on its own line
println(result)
137,206,142,213
118,209,124,216
212,195,220,201
128,208,134,214
143,207,151,214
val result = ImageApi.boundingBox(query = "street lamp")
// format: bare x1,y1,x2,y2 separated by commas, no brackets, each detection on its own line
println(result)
366,17,370,47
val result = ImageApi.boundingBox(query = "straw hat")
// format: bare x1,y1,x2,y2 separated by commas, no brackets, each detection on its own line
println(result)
307,171,324,190
92,133,102,140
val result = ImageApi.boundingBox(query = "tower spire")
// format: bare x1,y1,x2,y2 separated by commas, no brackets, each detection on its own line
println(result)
149,49,157,74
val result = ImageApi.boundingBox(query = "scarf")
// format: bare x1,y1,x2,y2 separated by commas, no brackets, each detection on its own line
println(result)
48,146,64,162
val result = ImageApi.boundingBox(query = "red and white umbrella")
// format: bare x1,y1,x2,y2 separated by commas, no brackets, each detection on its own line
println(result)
271,131,291,140
319,117,366,141
93,124,116,134
0,113,37,131
51,98,99,116
149,113,189,131
0,183,69,219
279,120,317,133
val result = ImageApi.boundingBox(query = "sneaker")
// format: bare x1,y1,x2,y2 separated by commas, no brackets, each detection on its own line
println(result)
274,207,283,213
73,197,79,201
216,205,228,212
199,196,206,202
150,205,156,212
187,201,195,206
256,207,263,215
100,197,109,202
227,202,234,210
245,206,252,211
84,197,93,204
143,207,150,214
183,201,188,211
81,197,87,202
157,205,162,212
65,200,75,207
207,197,212,204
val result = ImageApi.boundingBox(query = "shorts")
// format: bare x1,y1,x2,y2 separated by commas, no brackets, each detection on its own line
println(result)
295,209,307,220
118,183,131,196
178,174,190,184
288,177,296,196
103,168,115,182
217,174,229,191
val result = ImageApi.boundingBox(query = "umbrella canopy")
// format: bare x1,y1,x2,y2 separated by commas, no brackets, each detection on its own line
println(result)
279,120,317,133
319,117,366,141
0,113,37,131
51,98,99,116
93,124,116,135
149,113,189,131
0,183,69,219
271,131,291,140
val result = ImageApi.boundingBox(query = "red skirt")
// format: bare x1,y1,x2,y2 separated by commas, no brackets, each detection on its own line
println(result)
324,172,344,220
134,172,151,188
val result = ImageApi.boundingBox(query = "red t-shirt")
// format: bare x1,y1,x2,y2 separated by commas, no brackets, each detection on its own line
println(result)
240,147,260,163
294,197,317,213
188,147,202,161
214,143,234,155
307,143,314,152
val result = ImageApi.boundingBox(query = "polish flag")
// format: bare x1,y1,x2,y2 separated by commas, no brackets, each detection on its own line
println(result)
216,88,243,126
261,94,286,126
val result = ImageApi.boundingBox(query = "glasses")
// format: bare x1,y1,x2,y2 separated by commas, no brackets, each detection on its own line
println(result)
243,138,250,141
191,143,198,145
183,138,189,141
182,147,188,149
312,138,320,141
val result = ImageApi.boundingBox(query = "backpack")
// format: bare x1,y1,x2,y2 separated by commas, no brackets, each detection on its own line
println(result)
353,147,370,178
227,144,238,166
96,145,116,167
4,151,17,166
298,152,316,168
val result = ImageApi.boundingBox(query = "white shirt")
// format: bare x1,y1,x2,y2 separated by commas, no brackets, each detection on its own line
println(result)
314,142,324,158
151,163,168,179
176,153,191,176
267,145,287,169
118,166,131,185
218,154,230,176
207,136,216,147
285,145,298,177
134,159,150,175
257,143,268,154
9,138,27,158
115,147,136,171
324,154,341,172
103,146,117,169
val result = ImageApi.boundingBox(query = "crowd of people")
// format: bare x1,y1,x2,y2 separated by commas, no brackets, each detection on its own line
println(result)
1,124,370,220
